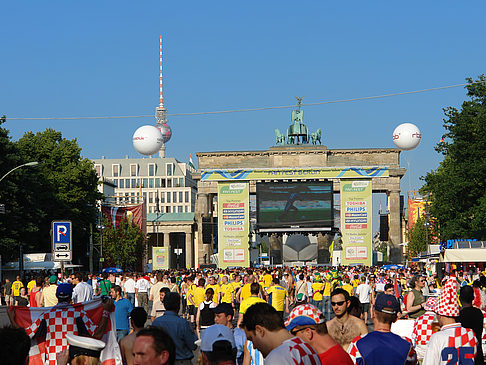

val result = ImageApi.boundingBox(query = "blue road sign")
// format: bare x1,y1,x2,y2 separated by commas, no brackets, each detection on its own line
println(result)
52,221,72,250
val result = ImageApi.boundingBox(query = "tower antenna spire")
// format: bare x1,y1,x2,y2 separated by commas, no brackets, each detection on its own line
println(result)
159,35,164,108
155,35,172,158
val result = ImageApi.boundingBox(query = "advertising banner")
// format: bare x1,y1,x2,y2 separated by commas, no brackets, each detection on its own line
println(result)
408,199,426,230
218,182,250,269
202,167,389,181
340,180,373,266
152,247,169,270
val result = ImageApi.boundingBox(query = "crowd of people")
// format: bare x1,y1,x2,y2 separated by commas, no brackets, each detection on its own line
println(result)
1,263,486,364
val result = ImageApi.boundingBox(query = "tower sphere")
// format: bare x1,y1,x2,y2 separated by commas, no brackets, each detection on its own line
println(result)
156,122,172,143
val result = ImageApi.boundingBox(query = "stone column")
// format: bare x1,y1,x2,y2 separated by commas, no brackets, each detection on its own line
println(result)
164,232,172,268
185,231,193,269
195,191,209,266
388,189,402,263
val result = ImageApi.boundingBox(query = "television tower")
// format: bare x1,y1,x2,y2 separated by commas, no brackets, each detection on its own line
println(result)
155,35,172,158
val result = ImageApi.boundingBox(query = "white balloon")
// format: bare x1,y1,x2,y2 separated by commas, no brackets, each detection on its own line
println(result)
392,123,422,150
132,125,163,156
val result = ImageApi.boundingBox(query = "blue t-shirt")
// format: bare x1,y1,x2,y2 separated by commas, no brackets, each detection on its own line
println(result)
114,297,133,330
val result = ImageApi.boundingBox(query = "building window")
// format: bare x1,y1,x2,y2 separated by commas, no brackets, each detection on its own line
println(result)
185,191,189,203
178,206,183,213
130,164,138,177
167,192,171,203
166,179,172,188
148,163,156,176
143,192,147,202
179,192,183,203
185,206,189,212
173,192,177,203
131,179,136,188
112,164,120,177
143,178,148,188
166,163,173,176
166,206,171,213
160,192,165,203
130,192,135,203
94,164,102,177
113,179,118,187
160,179,166,188
149,192,153,204
149,179,154,188
155,178,160,188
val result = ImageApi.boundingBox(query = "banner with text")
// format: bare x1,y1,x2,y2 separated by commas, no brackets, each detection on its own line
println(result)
340,180,373,266
218,182,250,269
152,247,169,270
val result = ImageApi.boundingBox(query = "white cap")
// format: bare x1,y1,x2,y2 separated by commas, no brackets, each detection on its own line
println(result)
66,333,106,359
200,325,235,352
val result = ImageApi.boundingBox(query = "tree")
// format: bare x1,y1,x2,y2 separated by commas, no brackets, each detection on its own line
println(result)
422,75,486,240
408,215,426,258
102,216,146,270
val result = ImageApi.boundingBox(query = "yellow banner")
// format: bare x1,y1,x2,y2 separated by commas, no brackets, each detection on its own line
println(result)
201,167,389,181
152,247,169,270
218,182,250,269
340,180,373,266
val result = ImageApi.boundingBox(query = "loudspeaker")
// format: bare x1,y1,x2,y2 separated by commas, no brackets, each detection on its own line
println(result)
202,217,212,244
380,214,389,241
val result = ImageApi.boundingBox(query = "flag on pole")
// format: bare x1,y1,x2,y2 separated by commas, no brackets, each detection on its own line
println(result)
440,136,445,143
11,299,121,365
189,154,196,170
328,241,334,260
394,275,400,299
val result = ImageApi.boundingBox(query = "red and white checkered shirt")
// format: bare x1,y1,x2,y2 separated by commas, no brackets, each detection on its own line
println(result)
412,312,436,345
423,323,477,365
265,336,321,365
24,303,96,365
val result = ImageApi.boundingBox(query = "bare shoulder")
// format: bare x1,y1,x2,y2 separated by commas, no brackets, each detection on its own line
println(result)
121,332,136,348
326,317,338,328
348,315,368,332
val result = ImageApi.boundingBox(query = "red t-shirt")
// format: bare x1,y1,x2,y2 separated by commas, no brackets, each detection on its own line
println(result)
319,344,354,365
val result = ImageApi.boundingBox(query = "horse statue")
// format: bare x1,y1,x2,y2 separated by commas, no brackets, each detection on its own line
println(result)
275,129,286,145
311,128,322,144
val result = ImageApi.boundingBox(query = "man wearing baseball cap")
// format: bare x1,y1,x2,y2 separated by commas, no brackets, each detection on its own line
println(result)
200,324,237,365
423,276,478,365
286,304,353,364
347,294,417,365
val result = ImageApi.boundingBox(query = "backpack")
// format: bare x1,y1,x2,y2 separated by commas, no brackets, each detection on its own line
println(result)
200,302,215,327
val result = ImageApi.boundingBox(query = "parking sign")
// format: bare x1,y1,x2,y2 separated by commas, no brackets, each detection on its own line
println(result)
52,221,72,261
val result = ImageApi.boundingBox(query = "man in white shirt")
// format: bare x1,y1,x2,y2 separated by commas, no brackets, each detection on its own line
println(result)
123,273,136,307
135,274,151,313
355,276,372,324
72,272,93,303
149,272,170,310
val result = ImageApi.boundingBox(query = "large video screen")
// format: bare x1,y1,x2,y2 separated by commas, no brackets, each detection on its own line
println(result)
256,181,333,230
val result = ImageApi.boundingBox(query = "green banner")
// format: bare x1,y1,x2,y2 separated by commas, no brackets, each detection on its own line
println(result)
340,180,373,266
218,182,250,269
152,247,169,270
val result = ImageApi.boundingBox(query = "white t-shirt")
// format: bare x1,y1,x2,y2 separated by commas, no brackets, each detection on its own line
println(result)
72,282,93,303
356,283,372,303
124,278,136,293
135,278,151,293
198,300,216,311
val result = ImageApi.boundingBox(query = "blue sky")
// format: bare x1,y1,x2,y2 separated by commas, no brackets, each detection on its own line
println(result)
2,1,485,210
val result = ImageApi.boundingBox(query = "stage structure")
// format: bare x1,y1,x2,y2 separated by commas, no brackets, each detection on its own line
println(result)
193,100,406,266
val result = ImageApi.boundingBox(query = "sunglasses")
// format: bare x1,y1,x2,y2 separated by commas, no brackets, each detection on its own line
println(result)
290,326,313,335
331,300,346,306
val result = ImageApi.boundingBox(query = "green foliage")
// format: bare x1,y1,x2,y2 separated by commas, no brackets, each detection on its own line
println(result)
102,216,146,270
408,215,427,258
259,240,269,253
0,120,102,264
422,75,486,240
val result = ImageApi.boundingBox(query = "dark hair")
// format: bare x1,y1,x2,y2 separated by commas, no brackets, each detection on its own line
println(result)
250,282,260,295
170,277,176,284
410,275,422,289
205,287,215,301
163,292,181,312
160,287,171,295
130,307,148,328
203,340,237,363
36,275,44,287
384,283,394,292
272,276,280,285
198,278,206,287
137,326,175,365
331,288,350,301
242,303,284,332
113,285,122,296
459,285,474,304
347,296,363,317
375,309,397,324
0,325,31,365
75,272,84,282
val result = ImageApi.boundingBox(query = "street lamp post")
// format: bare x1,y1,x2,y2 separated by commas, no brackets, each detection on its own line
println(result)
0,161,39,280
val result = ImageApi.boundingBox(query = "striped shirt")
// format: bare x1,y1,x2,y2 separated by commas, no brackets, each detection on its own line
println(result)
247,340,264,365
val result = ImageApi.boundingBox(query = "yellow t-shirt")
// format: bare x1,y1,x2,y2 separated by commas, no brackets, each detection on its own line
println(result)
186,284,196,305
206,284,221,303
311,283,324,301
231,281,242,292
352,279,360,288
220,283,234,304
239,296,266,314
192,286,206,307
12,280,24,296
240,283,252,301
322,282,332,297
27,280,36,294
267,285,288,311
341,283,354,296
262,274,273,288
